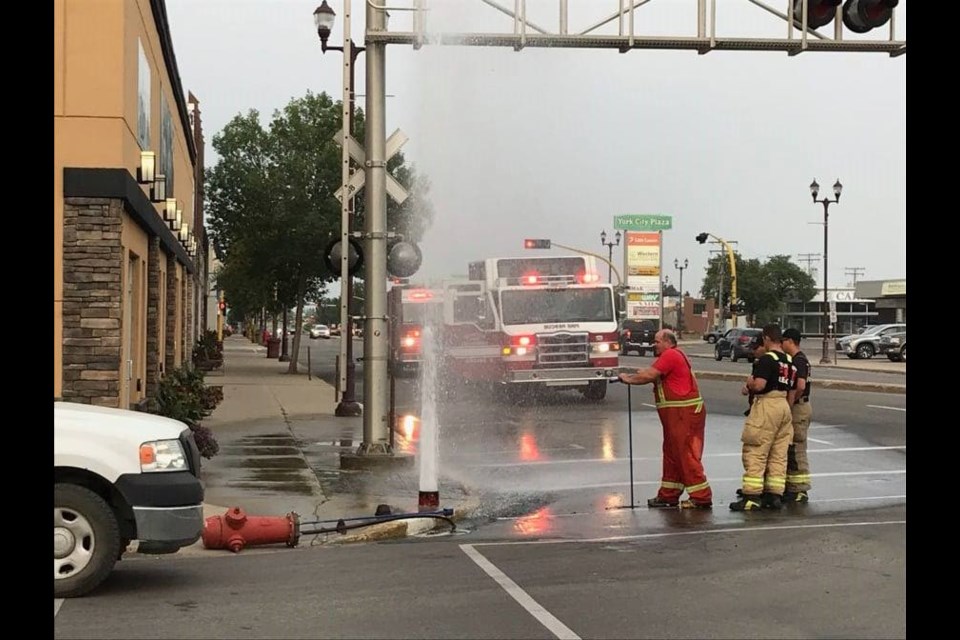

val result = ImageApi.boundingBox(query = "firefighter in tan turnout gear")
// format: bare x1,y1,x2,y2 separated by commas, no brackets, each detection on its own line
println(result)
781,328,812,503
730,325,797,511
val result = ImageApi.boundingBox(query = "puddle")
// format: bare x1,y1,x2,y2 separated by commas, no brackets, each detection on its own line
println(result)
223,481,316,495
219,456,308,470
234,436,298,446
218,446,301,456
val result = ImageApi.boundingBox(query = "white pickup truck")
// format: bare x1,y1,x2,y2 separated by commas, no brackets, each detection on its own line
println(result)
54,401,205,598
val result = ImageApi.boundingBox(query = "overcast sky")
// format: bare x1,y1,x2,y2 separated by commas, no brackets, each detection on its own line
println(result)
166,0,906,296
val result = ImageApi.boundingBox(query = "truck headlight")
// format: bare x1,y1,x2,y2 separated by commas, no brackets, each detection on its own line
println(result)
591,342,612,354
140,439,188,472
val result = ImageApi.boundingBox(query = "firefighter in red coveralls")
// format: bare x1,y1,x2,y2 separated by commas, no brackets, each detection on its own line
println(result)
618,329,712,509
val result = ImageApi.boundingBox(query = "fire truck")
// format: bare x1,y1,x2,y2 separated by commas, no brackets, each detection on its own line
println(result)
435,254,621,401
387,284,445,376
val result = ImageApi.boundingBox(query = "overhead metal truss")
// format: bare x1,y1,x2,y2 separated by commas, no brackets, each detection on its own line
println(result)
366,0,906,57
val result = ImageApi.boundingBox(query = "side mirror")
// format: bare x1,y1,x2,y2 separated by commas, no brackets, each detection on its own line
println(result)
477,297,487,322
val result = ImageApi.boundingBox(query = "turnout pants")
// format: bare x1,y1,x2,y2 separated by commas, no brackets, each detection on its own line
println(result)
655,404,712,505
740,391,793,498
786,401,813,493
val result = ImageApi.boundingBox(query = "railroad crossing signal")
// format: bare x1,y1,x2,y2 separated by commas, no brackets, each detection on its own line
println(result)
333,128,410,205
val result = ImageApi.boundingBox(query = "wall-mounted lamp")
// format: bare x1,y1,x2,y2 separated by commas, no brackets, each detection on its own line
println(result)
173,208,182,232
164,198,177,223
179,222,190,243
138,151,156,184
151,174,167,202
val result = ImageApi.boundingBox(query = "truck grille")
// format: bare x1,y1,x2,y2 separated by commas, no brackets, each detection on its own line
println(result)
537,332,589,367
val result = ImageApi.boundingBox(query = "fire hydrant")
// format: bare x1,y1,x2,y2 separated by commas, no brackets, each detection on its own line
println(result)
202,507,301,553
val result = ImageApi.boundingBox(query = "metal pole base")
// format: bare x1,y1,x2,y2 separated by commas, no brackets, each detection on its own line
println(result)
418,491,440,512
335,400,363,417
820,338,831,365
279,355,290,362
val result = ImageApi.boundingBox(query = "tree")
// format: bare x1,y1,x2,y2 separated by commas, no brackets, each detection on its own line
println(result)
206,92,435,373
699,254,816,325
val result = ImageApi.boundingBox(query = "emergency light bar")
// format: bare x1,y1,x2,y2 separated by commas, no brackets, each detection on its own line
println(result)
501,274,580,287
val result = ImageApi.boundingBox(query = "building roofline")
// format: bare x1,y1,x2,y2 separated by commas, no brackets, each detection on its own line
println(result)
149,0,197,164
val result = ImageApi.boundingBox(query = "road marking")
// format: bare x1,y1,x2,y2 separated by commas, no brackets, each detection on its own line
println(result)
867,405,906,412
808,437,834,445
809,424,846,430
554,469,906,492
641,403,657,409
569,444,585,450
467,445,905,468
472,519,906,547
460,544,581,640
54,599,64,617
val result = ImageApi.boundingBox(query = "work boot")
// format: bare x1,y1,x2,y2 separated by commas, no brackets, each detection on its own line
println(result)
647,497,679,509
782,491,809,504
729,494,763,511
761,493,782,510
679,500,712,510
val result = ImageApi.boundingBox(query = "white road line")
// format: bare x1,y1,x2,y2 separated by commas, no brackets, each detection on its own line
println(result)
809,424,846,430
460,544,581,640
641,403,657,409
867,405,906,412
496,494,908,520
468,445,905,468
471,519,907,547
808,437,834,445
555,469,906,492
54,599,64,617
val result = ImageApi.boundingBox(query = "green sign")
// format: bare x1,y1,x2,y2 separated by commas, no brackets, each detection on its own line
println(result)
614,214,673,231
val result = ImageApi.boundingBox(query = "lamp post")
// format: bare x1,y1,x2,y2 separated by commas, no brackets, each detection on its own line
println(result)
599,230,621,283
674,258,688,336
810,178,843,365
315,1,363,417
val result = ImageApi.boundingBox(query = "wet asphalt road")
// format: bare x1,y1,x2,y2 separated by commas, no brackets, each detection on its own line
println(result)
55,336,906,638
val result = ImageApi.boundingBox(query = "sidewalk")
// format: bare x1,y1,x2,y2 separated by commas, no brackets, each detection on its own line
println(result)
185,335,475,554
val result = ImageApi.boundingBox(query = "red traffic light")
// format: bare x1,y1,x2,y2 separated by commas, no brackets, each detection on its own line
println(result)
842,0,898,33
793,0,842,29
218,301,226,312
524,239,551,249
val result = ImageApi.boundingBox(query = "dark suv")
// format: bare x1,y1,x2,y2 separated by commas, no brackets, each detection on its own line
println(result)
619,319,658,356
714,328,763,363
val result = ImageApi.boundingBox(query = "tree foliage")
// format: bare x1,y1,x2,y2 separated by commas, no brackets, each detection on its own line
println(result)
699,253,816,324
205,92,435,370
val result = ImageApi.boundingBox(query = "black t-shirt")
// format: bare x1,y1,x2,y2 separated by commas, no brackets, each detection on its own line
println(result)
752,350,796,394
791,351,811,400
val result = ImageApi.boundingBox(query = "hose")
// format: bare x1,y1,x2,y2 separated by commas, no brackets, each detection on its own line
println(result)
299,510,457,536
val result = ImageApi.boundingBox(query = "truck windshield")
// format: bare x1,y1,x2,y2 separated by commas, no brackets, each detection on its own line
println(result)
500,288,614,325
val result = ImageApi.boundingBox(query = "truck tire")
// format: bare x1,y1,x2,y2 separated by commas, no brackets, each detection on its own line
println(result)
583,381,607,401
54,483,121,598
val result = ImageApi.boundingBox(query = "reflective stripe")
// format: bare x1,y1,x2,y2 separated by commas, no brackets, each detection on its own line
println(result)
686,481,710,493
743,476,764,489
786,474,811,482
764,478,786,490
660,481,684,490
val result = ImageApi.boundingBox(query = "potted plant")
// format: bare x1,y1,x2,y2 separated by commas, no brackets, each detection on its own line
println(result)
192,330,223,372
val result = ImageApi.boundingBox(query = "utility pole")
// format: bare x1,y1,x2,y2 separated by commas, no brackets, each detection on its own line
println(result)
845,266,865,287
710,249,725,330
797,252,822,276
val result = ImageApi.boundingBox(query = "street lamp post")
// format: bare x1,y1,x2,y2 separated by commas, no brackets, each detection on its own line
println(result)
599,230,621,283
810,178,843,365
674,258,688,336
315,1,362,417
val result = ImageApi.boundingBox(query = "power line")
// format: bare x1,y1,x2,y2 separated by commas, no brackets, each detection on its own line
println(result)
796,253,821,276
845,266,866,287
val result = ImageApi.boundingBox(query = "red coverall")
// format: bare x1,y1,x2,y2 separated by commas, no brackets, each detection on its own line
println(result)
652,348,712,506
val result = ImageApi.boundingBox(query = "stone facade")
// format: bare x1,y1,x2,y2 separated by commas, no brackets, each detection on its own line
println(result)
61,198,123,407
165,253,178,374
145,236,162,410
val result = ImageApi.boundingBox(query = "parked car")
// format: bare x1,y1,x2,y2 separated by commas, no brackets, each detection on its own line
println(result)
836,323,906,359
714,327,763,363
54,401,204,598
309,324,331,339
329,324,341,336
619,319,658,356
702,328,725,344
878,330,906,362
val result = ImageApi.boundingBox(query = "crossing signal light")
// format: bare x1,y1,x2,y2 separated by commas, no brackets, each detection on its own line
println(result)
793,0,842,29
695,233,709,245
524,239,551,249
842,0,898,33
218,301,226,312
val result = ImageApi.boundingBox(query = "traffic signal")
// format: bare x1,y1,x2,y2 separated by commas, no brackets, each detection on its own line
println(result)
524,239,551,249
842,0,898,34
386,241,423,279
792,0,842,29
695,233,709,245
218,300,226,312
324,237,364,277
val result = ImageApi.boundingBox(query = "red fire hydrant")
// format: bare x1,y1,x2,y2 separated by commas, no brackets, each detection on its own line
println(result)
202,507,301,553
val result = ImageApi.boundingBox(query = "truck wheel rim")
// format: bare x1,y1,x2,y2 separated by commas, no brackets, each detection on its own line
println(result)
54,507,95,579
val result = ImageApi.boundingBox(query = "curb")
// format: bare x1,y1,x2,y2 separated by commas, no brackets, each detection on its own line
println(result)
692,370,906,395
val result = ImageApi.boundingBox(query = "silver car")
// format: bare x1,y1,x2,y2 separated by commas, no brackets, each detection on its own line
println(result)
836,323,906,359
